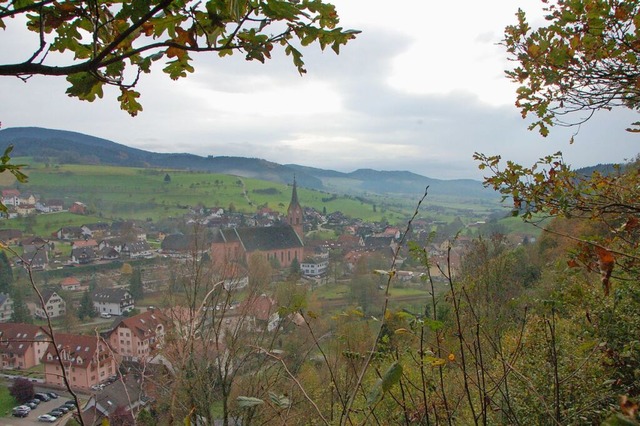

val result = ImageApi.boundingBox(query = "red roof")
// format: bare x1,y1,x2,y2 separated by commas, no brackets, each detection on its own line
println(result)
2,189,19,197
72,239,97,248
0,323,50,356
114,310,170,340
60,276,81,286
42,333,109,367
240,294,276,321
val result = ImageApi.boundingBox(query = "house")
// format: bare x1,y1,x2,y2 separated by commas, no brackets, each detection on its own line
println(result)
0,229,22,245
81,223,111,239
60,276,82,292
98,238,127,253
337,234,365,249
364,235,396,250
161,233,198,256
106,309,170,362
71,247,96,264
239,294,280,332
111,221,146,241
211,181,304,269
121,241,152,259
21,236,50,247
34,290,66,319
0,293,13,322
16,204,37,216
69,202,87,214
55,226,84,240
300,257,329,277
99,246,120,261
15,204,36,216
1,189,20,207
72,239,98,250
42,333,117,390
18,193,37,206
81,374,149,426
45,199,64,213
92,288,134,316
22,247,49,271
0,323,50,369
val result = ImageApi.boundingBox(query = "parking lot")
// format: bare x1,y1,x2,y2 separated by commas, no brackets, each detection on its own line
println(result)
4,392,79,426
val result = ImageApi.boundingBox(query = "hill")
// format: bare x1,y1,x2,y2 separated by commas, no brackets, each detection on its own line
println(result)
0,126,497,201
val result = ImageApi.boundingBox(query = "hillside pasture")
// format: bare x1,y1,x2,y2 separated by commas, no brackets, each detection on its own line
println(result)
4,163,420,226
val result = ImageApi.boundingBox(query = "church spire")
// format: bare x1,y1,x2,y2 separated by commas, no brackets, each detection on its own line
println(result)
287,177,303,243
290,176,300,207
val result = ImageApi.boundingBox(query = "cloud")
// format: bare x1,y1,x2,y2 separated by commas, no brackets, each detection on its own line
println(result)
0,1,638,183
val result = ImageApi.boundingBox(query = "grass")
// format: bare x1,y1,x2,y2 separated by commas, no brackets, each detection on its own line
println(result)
5,162,428,225
0,160,504,229
0,383,17,416
315,283,349,300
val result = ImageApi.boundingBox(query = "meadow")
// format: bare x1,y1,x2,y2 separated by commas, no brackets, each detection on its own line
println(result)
0,161,505,237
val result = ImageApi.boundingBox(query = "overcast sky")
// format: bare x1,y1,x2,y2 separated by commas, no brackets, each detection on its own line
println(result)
1,0,639,180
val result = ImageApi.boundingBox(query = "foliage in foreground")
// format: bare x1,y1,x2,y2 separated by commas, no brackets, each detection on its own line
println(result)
0,0,358,115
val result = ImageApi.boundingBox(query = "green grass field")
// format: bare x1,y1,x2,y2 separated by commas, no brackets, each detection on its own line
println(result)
0,384,17,417
0,160,505,236
6,163,406,226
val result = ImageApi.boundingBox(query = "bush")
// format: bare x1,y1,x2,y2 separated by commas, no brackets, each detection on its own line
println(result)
9,378,34,403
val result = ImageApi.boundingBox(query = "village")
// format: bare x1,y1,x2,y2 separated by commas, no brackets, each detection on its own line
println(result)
0,181,490,424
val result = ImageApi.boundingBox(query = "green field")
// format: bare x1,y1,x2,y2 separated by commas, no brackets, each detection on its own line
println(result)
0,384,17,417
0,161,506,237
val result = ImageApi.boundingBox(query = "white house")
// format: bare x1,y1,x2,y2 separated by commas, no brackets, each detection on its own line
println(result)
301,258,329,277
92,288,134,316
34,290,66,319
0,294,13,322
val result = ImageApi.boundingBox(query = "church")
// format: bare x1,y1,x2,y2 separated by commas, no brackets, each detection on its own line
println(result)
211,181,304,268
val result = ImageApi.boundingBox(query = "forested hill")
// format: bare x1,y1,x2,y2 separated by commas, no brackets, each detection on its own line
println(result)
0,127,324,189
0,126,497,200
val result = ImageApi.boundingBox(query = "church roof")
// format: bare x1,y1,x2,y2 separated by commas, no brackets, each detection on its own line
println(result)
217,226,303,251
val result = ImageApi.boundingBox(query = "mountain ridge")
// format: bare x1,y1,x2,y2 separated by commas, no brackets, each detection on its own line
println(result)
0,126,497,199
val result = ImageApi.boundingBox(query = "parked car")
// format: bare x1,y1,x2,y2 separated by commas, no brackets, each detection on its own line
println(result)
12,405,30,417
28,398,41,405
47,391,59,399
48,409,64,417
37,414,57,422
100,312,112,319
56,405,70,413
25,401,38,409
34,392,51,402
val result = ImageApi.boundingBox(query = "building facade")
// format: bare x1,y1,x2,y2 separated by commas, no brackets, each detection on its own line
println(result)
92,288,134,316
34,290,66,319
42,333,116,390
0,323,49,369
107,309,169,362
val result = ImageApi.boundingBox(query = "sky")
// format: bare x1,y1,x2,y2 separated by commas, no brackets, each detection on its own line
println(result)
1,0,639,180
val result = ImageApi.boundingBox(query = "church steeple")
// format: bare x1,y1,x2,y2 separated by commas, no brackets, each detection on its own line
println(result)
287,177,304,243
